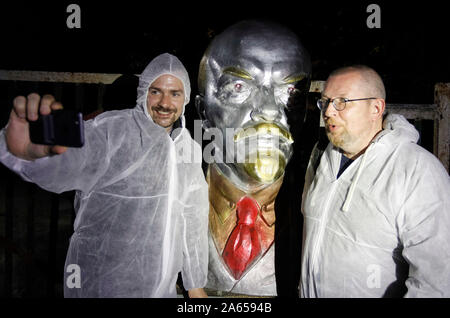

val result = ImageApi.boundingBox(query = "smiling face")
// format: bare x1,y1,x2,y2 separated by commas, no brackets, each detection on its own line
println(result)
147,74,185,132
198,21,311,186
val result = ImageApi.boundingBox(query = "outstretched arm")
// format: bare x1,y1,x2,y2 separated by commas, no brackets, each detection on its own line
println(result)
400,154,450,297
1,93,112,193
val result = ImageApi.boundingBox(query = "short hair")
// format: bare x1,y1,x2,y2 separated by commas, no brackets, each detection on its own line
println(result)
327,65,386,100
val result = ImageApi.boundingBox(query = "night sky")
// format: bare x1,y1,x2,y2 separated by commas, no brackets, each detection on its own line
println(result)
0,0,448,105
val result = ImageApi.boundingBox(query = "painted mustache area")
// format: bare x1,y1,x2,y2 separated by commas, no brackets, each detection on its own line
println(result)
231,123,293,184
233,123,293,144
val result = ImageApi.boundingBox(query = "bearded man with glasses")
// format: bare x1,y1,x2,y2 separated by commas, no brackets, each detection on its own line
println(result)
300,65,450,297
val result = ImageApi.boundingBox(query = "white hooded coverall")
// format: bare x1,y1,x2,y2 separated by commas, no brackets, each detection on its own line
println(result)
0,53,209,297
300,114,450,297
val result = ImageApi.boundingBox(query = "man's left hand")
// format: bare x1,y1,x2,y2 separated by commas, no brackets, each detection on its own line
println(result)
188,288,208,298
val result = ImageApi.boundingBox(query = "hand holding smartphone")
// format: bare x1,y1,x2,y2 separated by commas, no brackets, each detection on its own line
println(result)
29,109,85,147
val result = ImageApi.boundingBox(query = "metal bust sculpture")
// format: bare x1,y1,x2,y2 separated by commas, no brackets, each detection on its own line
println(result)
196,20,311,296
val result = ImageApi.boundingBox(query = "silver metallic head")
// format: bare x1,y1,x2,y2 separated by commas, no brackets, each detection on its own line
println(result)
196,20,311,191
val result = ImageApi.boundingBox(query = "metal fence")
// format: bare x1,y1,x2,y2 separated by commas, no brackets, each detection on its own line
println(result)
0,71,448,297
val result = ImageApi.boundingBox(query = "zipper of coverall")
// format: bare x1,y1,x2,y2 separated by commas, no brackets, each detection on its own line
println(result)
308,162,340,295
153,131,179,296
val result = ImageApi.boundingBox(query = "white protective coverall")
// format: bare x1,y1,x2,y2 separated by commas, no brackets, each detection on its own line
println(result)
0,53,209,297
300,113,450,297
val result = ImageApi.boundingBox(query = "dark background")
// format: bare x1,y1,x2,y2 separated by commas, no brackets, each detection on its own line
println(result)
0,0,448,299
0,0,448,103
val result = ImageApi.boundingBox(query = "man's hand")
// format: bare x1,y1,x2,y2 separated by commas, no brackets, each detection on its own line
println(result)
188,288,208,298
5,93,68,160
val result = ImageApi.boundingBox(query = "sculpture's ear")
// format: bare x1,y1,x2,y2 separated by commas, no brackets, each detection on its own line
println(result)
195,94,210,129
195,95,205,119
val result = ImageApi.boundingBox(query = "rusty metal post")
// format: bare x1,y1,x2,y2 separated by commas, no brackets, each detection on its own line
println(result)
434,83,450,173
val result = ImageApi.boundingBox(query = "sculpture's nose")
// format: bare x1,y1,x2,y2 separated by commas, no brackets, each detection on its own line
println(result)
250,86,282,122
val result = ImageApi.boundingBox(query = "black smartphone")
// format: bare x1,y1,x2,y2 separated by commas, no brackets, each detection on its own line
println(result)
29,109,85,147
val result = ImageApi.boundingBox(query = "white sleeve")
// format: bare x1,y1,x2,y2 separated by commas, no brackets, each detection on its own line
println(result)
0,118,112,194
399,152,450,297
180,165,209,290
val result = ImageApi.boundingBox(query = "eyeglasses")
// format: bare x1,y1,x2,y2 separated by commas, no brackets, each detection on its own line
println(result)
317,97,378,111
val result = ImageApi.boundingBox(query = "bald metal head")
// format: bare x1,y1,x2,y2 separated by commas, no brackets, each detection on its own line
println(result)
198,20,311,95
196,20,312,190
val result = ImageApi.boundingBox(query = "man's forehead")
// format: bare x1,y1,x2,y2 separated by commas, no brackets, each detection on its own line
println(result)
149,74,184,88
324,72,364,94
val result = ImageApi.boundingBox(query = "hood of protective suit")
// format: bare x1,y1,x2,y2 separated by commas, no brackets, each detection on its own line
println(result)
0,53,209,298
136,53,191,127
301,113,450,297
378,113,419,145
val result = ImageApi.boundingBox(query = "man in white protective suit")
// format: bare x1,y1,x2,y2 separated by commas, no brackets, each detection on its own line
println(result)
0,53,209,298
300,65,450,297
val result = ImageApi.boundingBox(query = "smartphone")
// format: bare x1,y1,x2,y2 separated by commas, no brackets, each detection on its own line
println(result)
29,109,85,147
